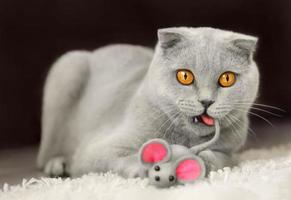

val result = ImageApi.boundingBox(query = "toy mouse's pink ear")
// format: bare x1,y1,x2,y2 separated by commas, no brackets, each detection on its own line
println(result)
174,155,206,184
139,139,171,168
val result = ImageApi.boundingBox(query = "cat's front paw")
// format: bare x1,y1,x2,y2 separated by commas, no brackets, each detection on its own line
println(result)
112,156,147,179
198,150,225,174
44,156,69,177
120,163,147,178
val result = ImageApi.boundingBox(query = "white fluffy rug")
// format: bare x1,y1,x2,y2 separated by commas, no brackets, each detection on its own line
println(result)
1,144,291,200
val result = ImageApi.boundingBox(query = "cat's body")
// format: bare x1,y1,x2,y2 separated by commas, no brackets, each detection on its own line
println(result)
37,27,259,177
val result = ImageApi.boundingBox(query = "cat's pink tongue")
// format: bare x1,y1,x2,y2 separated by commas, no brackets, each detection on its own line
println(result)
201,114,214,126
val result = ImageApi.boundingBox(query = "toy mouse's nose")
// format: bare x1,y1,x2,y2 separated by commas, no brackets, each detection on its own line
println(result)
154,165,160,171
169,175,175,182
155,176,160,181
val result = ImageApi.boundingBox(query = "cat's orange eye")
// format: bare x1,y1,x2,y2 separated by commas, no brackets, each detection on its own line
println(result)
176,69,194,85
219,71,236,87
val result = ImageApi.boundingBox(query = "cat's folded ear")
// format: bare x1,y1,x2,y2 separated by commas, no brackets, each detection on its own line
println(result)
157,28,185,49
228,34,258,56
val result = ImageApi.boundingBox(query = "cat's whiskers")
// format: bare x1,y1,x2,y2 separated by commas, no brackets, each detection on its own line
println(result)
234,105,282,117
163,112,182,141
228,113,257,139
149,105,179,121
169,113,183,143
222,100,284,111
150,107,177,121
223,115,242,143
231,101,285,112
162,115,177,139
219,102,283,117
225,114,249,144
223,99,285,111
231,107,275,127
149,104,177,116
224,116,238,136
155,111,181,138
217,101,278,138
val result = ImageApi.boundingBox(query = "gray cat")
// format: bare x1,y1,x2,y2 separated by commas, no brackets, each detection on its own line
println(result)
37,27,259,178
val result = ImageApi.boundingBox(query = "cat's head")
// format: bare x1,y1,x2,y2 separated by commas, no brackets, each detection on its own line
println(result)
147,27,259,136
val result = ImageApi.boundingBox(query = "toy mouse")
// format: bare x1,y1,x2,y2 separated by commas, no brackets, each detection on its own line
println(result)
138,120,220,188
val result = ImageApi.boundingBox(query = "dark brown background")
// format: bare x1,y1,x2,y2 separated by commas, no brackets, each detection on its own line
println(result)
0,0,290,148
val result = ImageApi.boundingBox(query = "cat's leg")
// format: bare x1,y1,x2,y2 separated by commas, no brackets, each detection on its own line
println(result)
70,131,147,178
198,119,248,174
198,150,232,173
37,51,90,177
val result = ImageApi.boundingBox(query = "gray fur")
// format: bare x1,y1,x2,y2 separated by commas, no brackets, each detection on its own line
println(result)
37,27,259,178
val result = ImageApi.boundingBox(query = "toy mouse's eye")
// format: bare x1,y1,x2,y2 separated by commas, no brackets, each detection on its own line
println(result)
154,165,160,171
218,71,236,87
155,176,160,181
176,69,194,85
169,175,175,182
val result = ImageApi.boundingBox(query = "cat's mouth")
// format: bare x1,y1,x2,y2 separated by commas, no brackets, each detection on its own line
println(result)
192,114,215,126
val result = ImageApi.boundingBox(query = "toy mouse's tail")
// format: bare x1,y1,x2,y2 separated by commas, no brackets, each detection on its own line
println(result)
190,120,220,154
